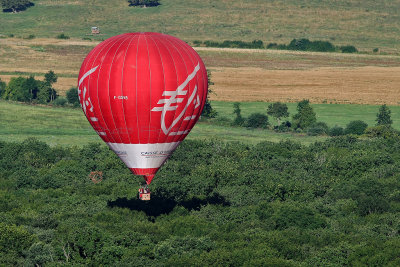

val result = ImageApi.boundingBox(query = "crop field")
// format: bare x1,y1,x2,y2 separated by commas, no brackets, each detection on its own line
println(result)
1,38,400,105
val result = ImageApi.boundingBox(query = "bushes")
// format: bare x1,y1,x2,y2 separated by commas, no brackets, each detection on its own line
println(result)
66,87,80,106
200,40,264,49
287,38,335,52
267,38,358,53
225,101,387,138
275,121,292,132
52,97,67,106
194,38,358,54
345,120,368,135
364,125,399,139
340,45,358,53
246,113,269,129
128,0,160,7
232,102,245,126
307,122,329,136
329,126,344,136
56,33,70,39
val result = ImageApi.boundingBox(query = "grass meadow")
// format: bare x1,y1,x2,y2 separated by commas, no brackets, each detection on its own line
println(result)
212,101,400,129
2,100,398,147
0,0,400,52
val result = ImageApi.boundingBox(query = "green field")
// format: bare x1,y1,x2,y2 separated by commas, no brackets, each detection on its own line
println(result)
212,101,400,129
1,100,397,146
0,100,323,145
0,0,399,52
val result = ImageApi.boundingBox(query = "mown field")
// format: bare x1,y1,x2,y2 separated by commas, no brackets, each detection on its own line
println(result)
1,100,398,146
0,100,321,146
1,0,400,52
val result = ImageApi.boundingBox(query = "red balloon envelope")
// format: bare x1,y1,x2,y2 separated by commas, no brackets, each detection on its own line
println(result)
77,33,208,184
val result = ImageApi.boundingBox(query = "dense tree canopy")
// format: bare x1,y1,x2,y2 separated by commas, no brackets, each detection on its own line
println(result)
1,72,58,103
1,136,400,265
3,77,31,101
1,0,34,13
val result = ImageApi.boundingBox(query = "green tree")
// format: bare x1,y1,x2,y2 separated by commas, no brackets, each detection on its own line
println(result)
376,104,392,126
3,76,41,102
37,82,57,103
25,75,40,101
292,99,316,130
0,223,35,264
267,102,289,125
1,0,33,13
3,76,30,101
38,71,58,103
44,70,57,85
66,87,80,106
232,102,245,126
201,70,217,118
24,242,55,266
0,78,6,98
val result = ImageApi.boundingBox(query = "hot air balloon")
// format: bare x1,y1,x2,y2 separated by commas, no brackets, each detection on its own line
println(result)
77,32,208,200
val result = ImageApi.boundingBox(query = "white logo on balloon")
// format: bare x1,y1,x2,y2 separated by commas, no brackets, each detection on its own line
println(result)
78,66,105,135
152,63,201,136
78,63,202,137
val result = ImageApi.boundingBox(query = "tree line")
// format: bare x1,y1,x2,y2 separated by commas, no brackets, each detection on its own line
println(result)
1,0,34,13
1,0,161,13
193,38,359,53
0,71,215,115
0,72,58,104
0,74,80,107
225,100,397,138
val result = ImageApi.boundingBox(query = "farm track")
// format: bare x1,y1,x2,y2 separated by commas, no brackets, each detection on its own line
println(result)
1,38,400,105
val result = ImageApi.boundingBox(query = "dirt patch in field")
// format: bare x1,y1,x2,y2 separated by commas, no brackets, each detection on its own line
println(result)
209,66,400,105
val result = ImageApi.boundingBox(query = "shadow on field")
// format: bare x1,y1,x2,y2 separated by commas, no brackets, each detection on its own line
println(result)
108,193,230,220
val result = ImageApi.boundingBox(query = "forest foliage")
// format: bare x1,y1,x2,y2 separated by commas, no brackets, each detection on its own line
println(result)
1,136,400,265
